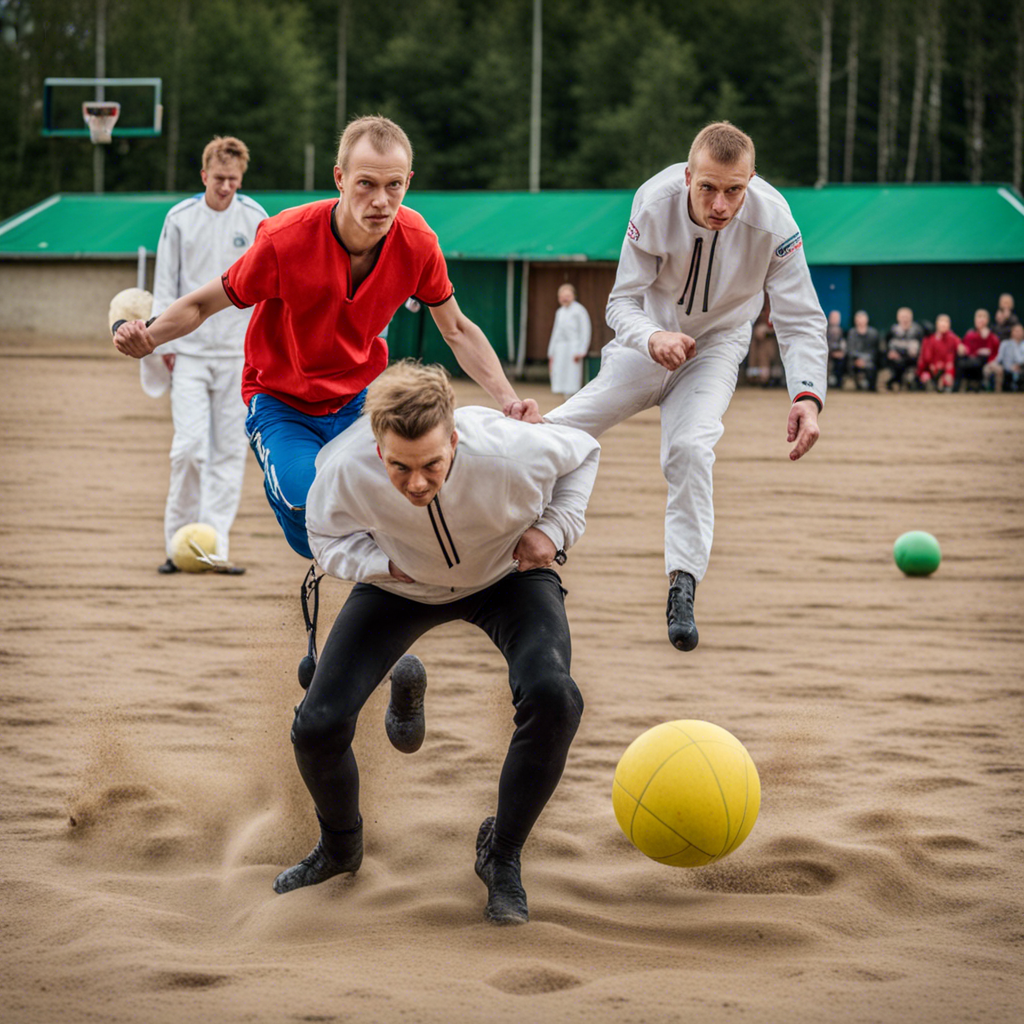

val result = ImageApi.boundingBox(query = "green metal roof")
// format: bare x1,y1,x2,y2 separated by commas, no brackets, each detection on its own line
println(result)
1,183,1021,264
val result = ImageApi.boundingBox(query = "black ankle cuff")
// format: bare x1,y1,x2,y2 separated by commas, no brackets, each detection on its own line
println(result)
489,828,523,861
316,811,362,835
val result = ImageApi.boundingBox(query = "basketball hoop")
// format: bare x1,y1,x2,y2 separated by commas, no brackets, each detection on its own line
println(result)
82,101,121,144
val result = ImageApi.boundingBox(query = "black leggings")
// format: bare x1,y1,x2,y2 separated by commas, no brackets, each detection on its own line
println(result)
290,568,583,849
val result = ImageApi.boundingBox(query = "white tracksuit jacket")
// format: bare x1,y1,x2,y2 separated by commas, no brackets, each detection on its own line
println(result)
151,192,267,356
606,163,827,405
545,165,828,582
306,408,601,605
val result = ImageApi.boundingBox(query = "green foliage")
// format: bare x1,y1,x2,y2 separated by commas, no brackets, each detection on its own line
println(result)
0,0,1020,220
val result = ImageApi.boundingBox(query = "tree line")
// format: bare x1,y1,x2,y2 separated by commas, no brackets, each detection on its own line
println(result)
1,0,1021,220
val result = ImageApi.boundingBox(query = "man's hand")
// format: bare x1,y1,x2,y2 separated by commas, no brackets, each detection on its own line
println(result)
648,331,696,371
787,398,820,461
503,398,543,423
389,561,415,583
512,527,556,572
113,319,158,359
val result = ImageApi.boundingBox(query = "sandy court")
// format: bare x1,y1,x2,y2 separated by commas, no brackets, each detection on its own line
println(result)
1,333,1022,1023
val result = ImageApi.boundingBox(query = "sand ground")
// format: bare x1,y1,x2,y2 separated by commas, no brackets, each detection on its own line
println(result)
1,334,1022,1023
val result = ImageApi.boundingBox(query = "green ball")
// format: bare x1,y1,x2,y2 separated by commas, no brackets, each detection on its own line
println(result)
893,531,942,576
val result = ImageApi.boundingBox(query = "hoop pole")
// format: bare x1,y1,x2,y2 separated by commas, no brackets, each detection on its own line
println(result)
94,0,107,193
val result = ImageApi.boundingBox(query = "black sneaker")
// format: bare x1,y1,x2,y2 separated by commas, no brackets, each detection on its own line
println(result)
666,570,699,651
474,816,528,925
385,654,427,753
273,823,363,894
157,558,180,574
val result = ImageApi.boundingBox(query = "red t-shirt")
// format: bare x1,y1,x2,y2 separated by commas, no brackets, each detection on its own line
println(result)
918,331,959,374
960,329,998,361
223,200,454,416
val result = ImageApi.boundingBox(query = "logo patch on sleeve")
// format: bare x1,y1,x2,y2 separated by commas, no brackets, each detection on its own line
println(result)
627,220,640,242
775,231,802,259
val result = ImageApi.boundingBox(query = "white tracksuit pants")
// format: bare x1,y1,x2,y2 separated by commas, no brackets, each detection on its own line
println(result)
545,326,750,582
164,354,248,559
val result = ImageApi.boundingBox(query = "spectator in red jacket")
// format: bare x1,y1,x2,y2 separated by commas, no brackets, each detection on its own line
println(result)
955,309,998,392
917,314,959,391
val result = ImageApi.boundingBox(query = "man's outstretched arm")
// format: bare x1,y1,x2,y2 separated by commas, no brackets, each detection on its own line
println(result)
429,296,542,422
112,277,233,358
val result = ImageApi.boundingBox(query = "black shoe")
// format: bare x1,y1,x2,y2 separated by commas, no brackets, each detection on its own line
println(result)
385,654,427,753
667,570,699,651
474,816,528,925
157,558,180,574
273,823,363,894
221,564,246,575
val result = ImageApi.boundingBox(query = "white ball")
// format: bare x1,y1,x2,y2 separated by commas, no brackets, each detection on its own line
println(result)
169,523,221,572
108,287,153,330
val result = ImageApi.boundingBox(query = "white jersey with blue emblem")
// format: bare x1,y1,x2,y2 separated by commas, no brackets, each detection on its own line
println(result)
608,164,827,406
151,192,268,358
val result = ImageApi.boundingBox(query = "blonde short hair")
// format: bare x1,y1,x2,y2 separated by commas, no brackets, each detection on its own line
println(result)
336,115,413,172
364,361,455,442
688,121,755,170
202,136,250,172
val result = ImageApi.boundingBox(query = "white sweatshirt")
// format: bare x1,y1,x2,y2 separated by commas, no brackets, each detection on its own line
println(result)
151,192,267,358
306,407,601,604
607,164,828,407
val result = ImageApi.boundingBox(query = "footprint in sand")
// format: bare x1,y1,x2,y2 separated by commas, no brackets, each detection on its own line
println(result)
486,962,584,996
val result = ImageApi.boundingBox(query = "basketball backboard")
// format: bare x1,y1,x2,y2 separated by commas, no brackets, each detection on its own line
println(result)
42,78,162,138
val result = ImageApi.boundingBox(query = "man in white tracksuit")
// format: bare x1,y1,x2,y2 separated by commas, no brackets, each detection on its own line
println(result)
149,136,268,574
545,121,827,652
275,361,599,926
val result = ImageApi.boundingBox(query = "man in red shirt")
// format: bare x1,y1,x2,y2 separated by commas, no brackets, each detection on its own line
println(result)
954,308,998,392
916,314,959,391
115,116,539,562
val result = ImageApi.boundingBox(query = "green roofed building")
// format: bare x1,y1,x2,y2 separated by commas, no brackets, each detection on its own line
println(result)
1,184,1022,363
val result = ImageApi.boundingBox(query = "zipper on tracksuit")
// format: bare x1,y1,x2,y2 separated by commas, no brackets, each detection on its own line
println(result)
427,496,460,568
677,231,718,315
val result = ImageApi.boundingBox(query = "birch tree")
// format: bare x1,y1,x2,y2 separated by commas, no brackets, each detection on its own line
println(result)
904,1,931,182
843,0,860,183
1013,0,1023,190
815,0,833,187
926,0,944,180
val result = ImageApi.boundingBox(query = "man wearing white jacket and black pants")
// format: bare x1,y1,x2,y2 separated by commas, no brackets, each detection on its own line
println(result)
149,136,267,573
545,122,828,652
274,361,600,926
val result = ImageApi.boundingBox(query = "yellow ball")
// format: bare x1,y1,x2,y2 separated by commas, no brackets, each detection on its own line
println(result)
169,523,221,572
612,720,761,867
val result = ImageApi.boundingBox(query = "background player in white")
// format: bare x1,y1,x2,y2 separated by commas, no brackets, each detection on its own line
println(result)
149,136,267,574
547,283,592,395
545,122,827,652
277,361,600,924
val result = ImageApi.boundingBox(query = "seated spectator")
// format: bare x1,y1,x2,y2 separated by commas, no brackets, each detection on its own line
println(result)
955,308,998,392
826,310,847,389
884,307,925,390
983,322,1024,392
993,293,1020,342
916,314,959,392
846,310,880,391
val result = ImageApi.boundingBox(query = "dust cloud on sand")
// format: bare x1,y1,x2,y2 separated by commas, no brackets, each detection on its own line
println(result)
1,334,1022,1023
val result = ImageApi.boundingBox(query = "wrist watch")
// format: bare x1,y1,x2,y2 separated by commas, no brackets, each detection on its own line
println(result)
553,549,567,566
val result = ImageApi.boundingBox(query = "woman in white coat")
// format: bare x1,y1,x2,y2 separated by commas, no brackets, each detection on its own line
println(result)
547,284,592,395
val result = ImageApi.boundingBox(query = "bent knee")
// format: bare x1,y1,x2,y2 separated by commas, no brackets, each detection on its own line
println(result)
519,673,584,732
291,704,356,757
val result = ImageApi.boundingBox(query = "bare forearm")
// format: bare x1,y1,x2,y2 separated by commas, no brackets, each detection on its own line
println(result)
150,283,229,345
444,322,518,407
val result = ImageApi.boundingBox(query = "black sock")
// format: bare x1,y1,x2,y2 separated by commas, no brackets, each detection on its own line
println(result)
489,827,523,862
